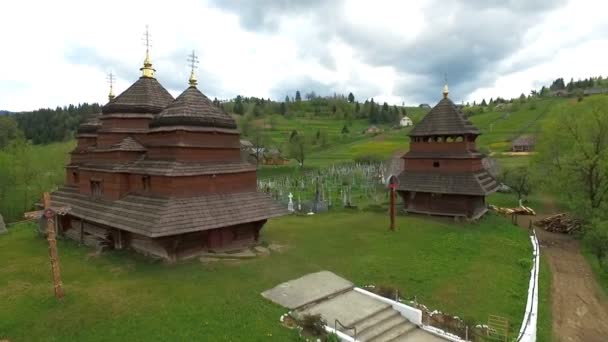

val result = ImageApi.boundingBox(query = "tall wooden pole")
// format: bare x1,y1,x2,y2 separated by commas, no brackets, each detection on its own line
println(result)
43,192,64,299
389,184,396,231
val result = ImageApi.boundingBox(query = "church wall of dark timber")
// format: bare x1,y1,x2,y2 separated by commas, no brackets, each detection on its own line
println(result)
400,192,485,217
77,136,97,150
146,146,241,162
409,141,475,153
91,151,144,163
68,169,256,200
403,158,483,172
144,131,240,148
101,117,152,130
59,215,264,261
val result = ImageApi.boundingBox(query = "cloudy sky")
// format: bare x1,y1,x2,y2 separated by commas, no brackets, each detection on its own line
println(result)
1,0,606,111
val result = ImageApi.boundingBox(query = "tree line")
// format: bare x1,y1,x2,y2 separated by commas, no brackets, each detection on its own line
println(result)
227,90,407,126
11,103,101,144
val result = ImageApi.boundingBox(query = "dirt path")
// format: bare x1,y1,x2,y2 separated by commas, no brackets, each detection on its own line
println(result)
518,199,608,341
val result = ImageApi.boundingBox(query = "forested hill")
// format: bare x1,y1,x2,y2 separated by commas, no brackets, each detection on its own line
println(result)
13,103,101,144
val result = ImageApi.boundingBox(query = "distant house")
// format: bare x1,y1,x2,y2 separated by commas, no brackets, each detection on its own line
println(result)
512,135,536,152
419,103,431,109
364,125,382,134
399,116,413,127
240,139,254,162
583,88,607,96
550,90,569,97
263,148,290,165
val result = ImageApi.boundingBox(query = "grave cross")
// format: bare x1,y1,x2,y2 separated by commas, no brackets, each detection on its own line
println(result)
24,192,70,299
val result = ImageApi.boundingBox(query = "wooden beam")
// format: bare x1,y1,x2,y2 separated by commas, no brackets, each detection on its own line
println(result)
42,192,65,299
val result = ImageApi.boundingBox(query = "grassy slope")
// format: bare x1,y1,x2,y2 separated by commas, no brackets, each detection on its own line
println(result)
469,98,563,152
0,211,531,341
0,140,74,222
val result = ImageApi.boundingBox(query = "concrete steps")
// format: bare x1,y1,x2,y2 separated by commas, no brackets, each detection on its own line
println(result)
353,307,399,333
355,313,415,341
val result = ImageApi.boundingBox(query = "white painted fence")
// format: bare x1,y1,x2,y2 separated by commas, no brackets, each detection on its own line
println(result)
515,230,540,342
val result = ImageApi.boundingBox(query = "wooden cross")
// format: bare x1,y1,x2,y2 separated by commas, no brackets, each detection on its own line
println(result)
24,192,70,299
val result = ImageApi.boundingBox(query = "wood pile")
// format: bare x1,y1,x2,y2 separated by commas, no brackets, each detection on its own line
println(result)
534,213,582,234
489,204,536,216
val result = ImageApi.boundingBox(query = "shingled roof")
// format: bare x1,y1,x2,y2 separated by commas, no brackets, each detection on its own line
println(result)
102,77,174,114
77,114,102,134
94,137,146,152
150,86,237,130
397,170,498,195
409,98,480,137
50,186,287,237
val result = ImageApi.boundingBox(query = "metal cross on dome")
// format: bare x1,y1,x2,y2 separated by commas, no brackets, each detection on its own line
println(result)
187,50,199,86
187,50,199,72
143,25,152,51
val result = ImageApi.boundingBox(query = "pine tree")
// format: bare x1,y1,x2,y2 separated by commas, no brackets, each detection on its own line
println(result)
279,102,287,116
481,99,487,106
234,95,245,115
252,103,262,117
348,92,355,103
295,90,302,102
285,95,290,103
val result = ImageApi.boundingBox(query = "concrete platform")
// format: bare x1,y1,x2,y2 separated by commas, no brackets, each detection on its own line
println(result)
261,271,353,309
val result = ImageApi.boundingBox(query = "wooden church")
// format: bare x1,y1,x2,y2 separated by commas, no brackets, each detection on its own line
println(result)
49,47,286,260
396,84,498,219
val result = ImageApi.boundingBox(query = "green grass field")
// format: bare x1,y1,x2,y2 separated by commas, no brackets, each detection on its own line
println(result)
0,211,533,341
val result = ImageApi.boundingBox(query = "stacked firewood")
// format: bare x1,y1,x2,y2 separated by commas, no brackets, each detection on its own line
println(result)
489,204,536,216
534,213,582,234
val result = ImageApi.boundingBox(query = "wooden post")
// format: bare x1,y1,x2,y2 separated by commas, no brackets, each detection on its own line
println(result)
43,192,65,299
389,185,396,231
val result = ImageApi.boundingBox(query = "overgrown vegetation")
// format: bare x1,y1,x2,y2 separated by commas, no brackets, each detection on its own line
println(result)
533,96,608,275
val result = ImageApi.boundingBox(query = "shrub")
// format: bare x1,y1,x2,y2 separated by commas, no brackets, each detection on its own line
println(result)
374,284,400,300
299,314,326,336
584,221,608,268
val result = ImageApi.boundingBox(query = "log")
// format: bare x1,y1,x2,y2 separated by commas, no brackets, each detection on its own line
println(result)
533,213,582,234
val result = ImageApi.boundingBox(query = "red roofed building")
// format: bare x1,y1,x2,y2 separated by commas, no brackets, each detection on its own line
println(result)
50,50,285,260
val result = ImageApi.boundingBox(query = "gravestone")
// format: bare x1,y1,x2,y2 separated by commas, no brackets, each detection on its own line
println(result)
0,213,6,234
288,192,294,213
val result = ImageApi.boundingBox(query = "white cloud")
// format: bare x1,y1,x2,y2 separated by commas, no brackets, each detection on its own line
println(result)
0,0,606,111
